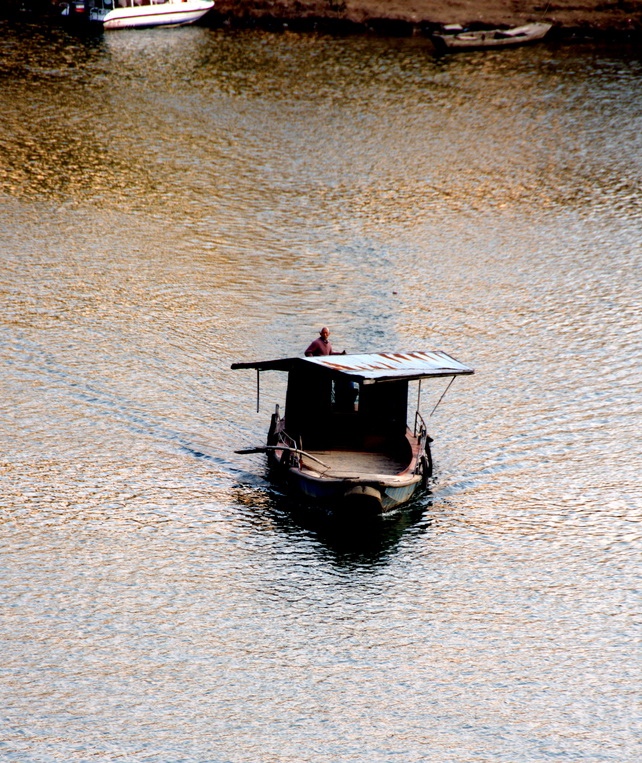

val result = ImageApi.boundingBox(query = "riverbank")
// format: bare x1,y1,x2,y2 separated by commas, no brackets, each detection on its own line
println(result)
6,0,642,38
209,0,642,37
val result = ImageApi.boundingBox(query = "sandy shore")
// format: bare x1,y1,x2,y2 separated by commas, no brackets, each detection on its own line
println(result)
210,0,642,36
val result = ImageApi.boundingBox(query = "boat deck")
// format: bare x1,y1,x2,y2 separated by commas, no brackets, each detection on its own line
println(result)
300,449,408,479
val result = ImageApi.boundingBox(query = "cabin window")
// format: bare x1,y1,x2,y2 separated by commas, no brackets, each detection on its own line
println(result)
331,379,359,413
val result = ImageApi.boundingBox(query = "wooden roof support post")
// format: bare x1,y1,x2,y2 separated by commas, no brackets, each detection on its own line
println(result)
256,369,260,413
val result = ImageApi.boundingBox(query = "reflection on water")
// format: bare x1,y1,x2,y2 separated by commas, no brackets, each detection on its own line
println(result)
232,482,430,570
1,20,641,763
4,23,641,219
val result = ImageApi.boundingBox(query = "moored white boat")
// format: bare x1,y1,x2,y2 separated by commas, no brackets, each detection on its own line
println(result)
61,0,214,30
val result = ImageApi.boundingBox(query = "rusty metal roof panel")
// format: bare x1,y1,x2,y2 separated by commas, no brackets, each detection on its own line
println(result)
303,351,474,381
232,351,474,381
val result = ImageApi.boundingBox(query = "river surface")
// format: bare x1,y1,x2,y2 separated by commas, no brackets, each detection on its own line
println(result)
1,19,640,763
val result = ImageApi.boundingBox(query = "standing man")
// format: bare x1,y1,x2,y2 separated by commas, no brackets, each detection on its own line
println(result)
305,327,344,356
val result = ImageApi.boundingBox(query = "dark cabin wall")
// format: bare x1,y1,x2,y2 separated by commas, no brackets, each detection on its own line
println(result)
360,382,408,438
284,367,408,450
284,366,333,447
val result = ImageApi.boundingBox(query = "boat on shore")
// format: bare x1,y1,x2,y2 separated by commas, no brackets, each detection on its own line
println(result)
232,351,474,514
60,0,214,30
431,22,552,51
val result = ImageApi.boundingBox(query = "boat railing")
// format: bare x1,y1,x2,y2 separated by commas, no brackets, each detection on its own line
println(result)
277,430,301,468
413,410,432,479
279,430,297,448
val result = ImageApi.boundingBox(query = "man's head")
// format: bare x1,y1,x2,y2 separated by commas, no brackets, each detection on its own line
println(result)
320,327,330,340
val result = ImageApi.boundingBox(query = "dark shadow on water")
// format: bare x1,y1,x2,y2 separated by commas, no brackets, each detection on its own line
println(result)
231,481,433,571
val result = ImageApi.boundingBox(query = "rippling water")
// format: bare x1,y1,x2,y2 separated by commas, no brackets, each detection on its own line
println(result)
1,20,640,762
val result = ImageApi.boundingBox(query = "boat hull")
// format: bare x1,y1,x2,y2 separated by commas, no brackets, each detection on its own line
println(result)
88,1,214,29
269,437,429,515
432,23,552,51
287,468,423,514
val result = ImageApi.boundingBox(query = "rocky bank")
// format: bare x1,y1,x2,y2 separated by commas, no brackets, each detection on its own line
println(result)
209,0,642,36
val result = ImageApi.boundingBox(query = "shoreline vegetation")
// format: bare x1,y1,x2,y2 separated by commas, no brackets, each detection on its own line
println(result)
4,0,642,39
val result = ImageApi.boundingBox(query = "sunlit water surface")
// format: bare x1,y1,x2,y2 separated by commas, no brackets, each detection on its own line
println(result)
1,20,640,763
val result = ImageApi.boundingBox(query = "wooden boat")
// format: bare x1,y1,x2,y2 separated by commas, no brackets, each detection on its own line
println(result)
431,22,552,51
232,351,474,514
61,0,214,29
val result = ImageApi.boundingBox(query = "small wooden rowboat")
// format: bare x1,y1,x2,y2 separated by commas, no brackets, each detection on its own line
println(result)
431,22,552,51
232,351,474,514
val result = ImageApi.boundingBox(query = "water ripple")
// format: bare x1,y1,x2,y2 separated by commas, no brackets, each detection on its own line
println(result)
1,24,640,763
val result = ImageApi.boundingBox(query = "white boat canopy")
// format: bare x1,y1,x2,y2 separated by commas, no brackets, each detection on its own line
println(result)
232,350,473,383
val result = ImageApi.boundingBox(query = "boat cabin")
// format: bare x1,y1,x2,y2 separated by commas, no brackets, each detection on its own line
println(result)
283,362,409,453
232,351,474,456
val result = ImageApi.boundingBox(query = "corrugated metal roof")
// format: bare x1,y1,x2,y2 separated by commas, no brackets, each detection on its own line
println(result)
232,351,473,382
303,351,473,381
